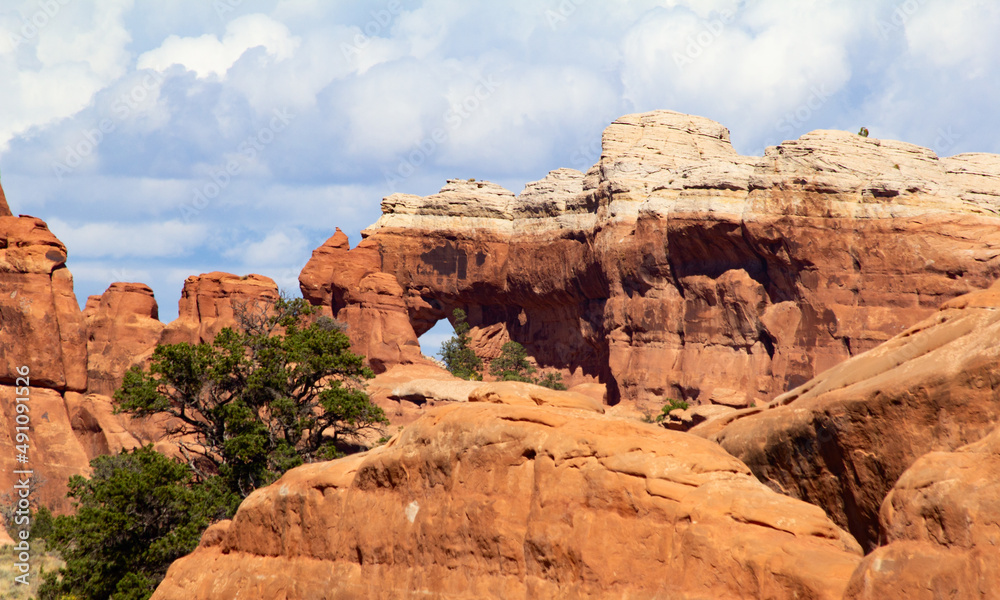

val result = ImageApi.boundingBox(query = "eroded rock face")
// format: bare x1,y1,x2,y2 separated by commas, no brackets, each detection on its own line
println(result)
706,280,1000,551
844,425,1000,599
0,215,86,391
300,110,1000,409
152,402,862,600
160,272,279,345
0,207,94,511
84,282,164,396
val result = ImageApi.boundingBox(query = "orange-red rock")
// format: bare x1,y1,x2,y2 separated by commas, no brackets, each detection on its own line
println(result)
334,272,431,372
84,282,164,395
300,111,1000,410
707,279,1000,551
152,402,861,599
0,208,94,513
0,387,91,512
0,215,87,391
844,425,1000,599
159,272,279,345
64,391,143,459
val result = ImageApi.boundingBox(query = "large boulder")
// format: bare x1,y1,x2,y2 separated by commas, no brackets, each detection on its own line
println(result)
706,281,1000,551
300,110,1000,410
844,424,1000,598
152,402,862,599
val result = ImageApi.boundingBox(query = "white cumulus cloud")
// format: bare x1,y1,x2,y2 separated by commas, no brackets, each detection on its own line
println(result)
137,13,300,78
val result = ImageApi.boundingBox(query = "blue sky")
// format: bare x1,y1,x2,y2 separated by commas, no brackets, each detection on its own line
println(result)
2,0,999,354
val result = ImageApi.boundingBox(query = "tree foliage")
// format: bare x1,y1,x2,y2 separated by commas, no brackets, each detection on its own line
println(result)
115,295,388,497
489,341,535,382
655,398,690,423
438,308,483,381
490,341,567,390
38,447,235,600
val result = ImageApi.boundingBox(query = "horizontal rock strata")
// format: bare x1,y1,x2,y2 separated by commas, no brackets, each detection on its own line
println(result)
300,110,1000,408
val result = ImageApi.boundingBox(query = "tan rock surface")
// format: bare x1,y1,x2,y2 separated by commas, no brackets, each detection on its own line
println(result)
468,380,606,414
707,280,1000,550
301,110,1000,409
662,403,738,432
152,403,861,600
844,425,1000,599
388,378,481,404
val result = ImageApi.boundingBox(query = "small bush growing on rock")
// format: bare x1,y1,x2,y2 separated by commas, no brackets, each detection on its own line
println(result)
654,398,690,423
535,371,567,390
439,309,483,381
491,341,567,390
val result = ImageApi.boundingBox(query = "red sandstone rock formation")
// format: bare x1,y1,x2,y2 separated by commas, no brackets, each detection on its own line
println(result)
151,401,862,600
0,214,86,392
160,271,279,345
0,179,288,512
0,180,10,216
83,282,164,396
301,111,1000,409
0,198,93,510
844,424,1000,598
704,280,1000,551
300,228,434,372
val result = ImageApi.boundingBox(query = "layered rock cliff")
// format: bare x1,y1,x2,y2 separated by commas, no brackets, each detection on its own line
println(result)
302,110,1000,409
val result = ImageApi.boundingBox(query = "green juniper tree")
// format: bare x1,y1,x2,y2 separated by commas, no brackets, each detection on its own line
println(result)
438,308,483,380
490,341,566,390
39,295,388,599
115,295,387,497
37,447,235,600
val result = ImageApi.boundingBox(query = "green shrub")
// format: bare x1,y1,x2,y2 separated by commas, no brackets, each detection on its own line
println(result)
115,295,386,497
439,309,483,380
654,398,690,423
37,447,235,600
